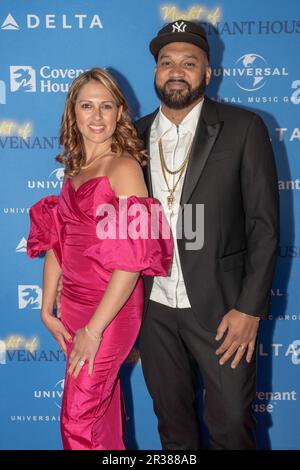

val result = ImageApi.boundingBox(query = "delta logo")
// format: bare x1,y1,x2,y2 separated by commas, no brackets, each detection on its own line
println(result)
0,13,103,30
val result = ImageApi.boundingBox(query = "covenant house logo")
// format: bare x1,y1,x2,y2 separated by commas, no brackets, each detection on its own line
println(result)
10,65,85,94
10,66,36,92
18,285,42,310
254,390,297,414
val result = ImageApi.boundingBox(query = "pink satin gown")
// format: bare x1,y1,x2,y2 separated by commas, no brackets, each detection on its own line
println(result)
27,176,173,450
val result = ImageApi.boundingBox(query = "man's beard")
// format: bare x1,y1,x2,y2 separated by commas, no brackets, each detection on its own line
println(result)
155,77,206,110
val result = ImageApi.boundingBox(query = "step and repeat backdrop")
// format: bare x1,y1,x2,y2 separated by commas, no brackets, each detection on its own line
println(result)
0,0,299,450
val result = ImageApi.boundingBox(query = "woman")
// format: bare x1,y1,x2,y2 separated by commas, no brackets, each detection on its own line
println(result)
27,68,173,450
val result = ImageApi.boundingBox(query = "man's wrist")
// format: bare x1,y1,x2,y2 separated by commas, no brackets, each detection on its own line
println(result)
240,311,260,322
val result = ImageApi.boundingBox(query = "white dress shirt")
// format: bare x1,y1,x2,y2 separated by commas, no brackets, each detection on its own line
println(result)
149,100,203,308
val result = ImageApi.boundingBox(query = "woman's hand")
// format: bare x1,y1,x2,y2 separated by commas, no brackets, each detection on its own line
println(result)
41,312,72,356
68,327,102,379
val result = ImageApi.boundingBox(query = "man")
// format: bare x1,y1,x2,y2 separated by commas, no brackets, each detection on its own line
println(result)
136,21,279,450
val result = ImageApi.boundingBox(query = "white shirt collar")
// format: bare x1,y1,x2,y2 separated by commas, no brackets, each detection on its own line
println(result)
153,99,204,141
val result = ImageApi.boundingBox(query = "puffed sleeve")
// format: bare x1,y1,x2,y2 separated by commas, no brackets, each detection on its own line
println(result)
27,196,62,265
84,196,173,276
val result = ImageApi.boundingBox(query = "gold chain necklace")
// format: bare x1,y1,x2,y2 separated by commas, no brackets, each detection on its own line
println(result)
158,139,191,175
81,146,112,170
158,139,193,210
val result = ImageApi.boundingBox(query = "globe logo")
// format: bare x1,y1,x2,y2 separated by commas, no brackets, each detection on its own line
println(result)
234,54,269,92
54,378,65,409
49,167,65,181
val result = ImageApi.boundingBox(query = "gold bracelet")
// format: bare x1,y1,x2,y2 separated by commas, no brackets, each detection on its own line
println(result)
84,325,102,341
240,312,260,322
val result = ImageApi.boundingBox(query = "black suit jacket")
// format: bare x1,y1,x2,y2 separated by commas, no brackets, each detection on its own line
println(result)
135,97,279,331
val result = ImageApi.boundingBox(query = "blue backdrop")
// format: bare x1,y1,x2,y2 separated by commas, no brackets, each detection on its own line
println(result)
0,0,299,450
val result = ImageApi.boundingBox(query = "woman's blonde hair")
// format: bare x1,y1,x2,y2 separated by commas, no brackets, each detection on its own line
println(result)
56,67,147,176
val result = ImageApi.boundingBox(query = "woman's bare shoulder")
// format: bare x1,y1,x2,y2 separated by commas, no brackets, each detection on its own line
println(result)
109,152,143,177
108,152,148,197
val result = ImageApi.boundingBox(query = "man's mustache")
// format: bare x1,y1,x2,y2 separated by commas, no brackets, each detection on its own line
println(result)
164,79,190,88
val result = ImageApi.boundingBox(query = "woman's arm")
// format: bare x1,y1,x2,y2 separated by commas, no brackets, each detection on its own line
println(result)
87,157,148,333
41,249,72,354
87,269,139,334
68,157,148,378
42,249,62,315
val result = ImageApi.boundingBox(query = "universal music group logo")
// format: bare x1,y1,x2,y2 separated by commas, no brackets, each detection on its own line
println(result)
211,52,300,105
34,379,65,409
27,168,65,190
212,53,289,92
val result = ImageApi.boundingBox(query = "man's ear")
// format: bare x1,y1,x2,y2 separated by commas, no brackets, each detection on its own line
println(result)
205,66,212,86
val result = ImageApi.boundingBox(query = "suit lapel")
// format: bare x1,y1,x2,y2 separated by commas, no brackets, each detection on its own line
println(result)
180,97,222,206
139,110,158,198
143,125,154,197
139,99,222,204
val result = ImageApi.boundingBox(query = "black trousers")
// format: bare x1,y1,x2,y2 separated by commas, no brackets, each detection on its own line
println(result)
139,300,257,450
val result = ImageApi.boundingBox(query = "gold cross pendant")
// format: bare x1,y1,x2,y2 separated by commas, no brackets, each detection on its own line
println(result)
167,194,175,210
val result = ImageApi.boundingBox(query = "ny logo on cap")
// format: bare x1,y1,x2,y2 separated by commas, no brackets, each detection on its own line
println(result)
172,21,187,33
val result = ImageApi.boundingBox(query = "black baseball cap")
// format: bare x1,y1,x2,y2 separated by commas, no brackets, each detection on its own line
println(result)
150,20,209,61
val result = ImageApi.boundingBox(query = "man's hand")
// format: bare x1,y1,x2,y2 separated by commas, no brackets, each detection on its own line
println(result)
215,309,260,368
55,276,63,319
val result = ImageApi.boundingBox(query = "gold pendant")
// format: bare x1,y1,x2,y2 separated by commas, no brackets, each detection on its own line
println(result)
167,194,175,210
